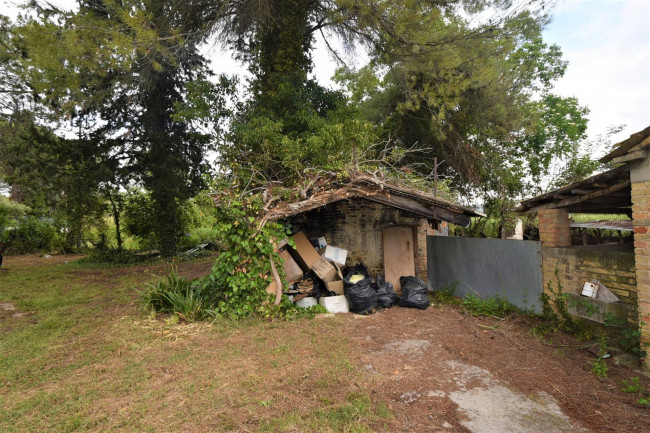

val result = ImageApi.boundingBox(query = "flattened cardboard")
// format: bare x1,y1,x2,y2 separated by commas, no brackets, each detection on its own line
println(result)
321,245,347,266
289,232,321,271
383,226,416,295
280,249,303,283
266,281,277,295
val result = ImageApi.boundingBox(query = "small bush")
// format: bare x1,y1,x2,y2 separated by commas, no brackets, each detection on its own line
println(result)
139,265,215,322
1,217,64,254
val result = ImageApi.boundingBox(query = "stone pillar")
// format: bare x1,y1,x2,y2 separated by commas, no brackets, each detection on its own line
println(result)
538,208,571,247
630,156,650,367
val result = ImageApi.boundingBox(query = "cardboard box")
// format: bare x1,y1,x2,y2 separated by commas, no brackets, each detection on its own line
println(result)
312,257,338,282
289,232,321,271
321,245,347,266
325,280,344,295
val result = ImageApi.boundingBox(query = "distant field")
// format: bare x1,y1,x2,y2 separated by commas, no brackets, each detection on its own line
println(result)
569,213,631,222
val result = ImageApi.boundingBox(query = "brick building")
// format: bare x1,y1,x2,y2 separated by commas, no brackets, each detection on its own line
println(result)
516,126,650,365
264,173,483,293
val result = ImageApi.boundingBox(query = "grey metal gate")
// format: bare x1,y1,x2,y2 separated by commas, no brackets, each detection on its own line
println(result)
427,236,543,312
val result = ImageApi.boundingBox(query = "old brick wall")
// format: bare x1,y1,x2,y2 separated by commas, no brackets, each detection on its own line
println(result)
539,208,571,247
542,246,637,319
287,199,432,283
632,177,650,354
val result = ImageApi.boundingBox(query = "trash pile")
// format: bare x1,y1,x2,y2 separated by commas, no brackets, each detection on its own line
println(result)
267,232,429,314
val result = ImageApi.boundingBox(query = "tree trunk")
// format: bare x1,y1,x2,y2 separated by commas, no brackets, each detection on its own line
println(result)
107,191,123,251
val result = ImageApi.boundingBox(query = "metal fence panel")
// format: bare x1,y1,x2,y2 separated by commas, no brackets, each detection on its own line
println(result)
427,236,543,313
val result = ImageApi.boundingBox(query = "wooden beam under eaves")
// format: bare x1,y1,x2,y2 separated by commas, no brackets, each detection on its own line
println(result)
611,149,649,164
525,179,631,214
355,189,472,227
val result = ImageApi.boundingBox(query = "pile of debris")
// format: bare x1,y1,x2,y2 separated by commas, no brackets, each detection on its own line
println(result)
267,232,430,314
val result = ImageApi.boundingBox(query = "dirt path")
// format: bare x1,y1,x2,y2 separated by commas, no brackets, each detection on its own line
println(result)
341,306,650,433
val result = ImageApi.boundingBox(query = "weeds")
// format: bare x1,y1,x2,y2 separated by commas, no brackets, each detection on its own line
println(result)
535,268,593,340
621,377,643,393
620,377,650,406
431,281,461,305
462,293,517,318
603,312,647,359
591,334,609,378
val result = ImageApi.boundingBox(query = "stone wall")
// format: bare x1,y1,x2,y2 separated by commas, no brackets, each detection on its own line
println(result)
287,199,432,283
542,245,637,321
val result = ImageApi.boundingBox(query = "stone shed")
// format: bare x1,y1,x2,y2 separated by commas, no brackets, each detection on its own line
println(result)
264,173,484,292
516,126,650,354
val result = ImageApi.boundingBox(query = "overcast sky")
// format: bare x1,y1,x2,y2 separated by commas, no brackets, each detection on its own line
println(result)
4,0,650,152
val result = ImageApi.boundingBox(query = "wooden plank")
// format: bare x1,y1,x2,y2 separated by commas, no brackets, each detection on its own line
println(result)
516,165,629,211
525,179,631,214
600,126,650,163
383,226,416,296
611,149,649,164
571,189,592,194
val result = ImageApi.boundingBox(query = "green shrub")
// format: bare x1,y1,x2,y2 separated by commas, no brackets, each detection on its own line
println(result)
1,217,64,254
198,184,291,320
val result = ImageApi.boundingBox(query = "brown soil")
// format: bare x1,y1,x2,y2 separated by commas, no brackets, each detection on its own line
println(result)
342,306,650,433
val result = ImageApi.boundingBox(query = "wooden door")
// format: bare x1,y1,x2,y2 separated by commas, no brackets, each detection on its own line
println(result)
383,226,416,295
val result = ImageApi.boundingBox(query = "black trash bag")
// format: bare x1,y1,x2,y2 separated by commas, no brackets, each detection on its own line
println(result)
398,276,430,309
343,263,377,314
343,262,370,280
375,274,400,308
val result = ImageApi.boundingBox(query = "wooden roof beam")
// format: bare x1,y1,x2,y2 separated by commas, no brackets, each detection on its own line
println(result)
524,179,631,214
610,148,649,164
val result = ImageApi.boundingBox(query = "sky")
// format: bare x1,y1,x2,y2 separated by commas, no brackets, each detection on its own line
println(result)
541,0,649,153
3,0,650,153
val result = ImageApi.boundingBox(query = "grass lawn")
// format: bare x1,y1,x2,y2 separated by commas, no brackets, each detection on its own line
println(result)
0,255,391,432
